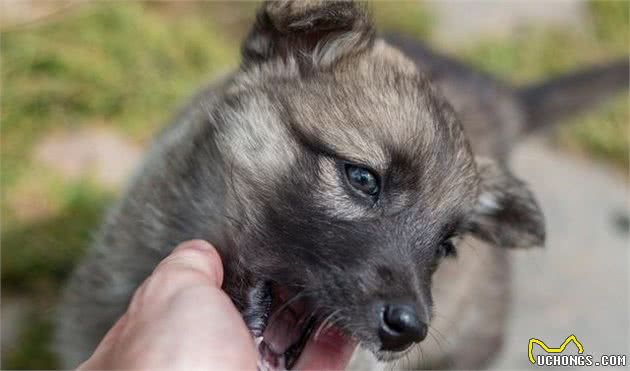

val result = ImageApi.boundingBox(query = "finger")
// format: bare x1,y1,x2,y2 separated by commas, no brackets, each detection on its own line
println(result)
154,239,224,288
77,313,128,370
127,240,225,315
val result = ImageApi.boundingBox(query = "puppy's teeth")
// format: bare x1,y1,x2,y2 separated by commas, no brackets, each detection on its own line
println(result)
255,336,264,346
257,338,286,371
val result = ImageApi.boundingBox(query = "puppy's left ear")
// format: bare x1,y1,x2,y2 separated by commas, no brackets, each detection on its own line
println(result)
241,0,375,69
467,158,545,248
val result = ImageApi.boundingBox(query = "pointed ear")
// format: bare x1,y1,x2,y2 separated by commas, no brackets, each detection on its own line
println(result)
467,158,545,248
241,0,375,69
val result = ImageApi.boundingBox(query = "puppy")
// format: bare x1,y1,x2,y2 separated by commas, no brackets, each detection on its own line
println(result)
56,1,628,369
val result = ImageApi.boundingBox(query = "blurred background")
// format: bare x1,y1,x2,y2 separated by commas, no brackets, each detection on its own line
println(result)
1,1,627,369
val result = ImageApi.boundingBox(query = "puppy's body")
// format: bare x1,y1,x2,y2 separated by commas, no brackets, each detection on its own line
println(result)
56,2,628,369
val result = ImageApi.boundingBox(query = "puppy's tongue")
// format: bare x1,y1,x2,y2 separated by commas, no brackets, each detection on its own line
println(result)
294,326,356,370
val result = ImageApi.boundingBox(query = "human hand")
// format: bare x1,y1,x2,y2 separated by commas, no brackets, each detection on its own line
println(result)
78,239,257,370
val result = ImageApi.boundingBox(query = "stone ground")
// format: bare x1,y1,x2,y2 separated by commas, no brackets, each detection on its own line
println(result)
491,137,629,369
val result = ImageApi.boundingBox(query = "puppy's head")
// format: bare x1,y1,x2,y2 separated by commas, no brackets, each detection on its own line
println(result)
208,1,544,368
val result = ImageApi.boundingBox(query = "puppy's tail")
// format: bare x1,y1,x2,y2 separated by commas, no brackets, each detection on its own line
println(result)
517,58,629,133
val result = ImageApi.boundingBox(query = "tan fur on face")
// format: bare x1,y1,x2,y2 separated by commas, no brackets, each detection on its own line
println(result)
230,34,480,221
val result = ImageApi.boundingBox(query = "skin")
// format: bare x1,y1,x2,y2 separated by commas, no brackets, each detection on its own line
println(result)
78,240,257,370
78,239,354,370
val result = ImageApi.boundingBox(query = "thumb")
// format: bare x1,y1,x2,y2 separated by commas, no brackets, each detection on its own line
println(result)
151,239,224,290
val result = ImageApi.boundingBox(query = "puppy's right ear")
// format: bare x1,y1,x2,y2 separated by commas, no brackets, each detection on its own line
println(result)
241,0,375,69
466,158,546,249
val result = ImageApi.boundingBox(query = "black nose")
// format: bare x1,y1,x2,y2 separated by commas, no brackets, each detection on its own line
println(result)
378,304,427,351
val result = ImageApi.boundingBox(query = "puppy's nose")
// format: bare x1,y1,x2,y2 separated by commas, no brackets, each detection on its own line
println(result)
378,304,427,351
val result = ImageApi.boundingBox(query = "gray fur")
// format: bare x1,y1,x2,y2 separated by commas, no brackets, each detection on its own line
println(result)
56,1,624,369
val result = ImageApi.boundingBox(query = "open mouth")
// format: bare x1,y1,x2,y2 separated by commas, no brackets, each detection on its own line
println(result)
248,283,355,370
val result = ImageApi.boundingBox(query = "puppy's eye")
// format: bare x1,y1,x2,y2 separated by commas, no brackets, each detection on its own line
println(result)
345,165,379,196
438,239,457,258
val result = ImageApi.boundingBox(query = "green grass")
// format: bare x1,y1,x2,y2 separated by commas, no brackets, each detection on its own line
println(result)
372,1,434,40
0,1,627,369
2,312,58,370
1,1,239,286
557,95,628,167
2,182,112,293
1,2,237,190
456,1,629,169
1,182,110,369
559,1,629,167
1,3,239,368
